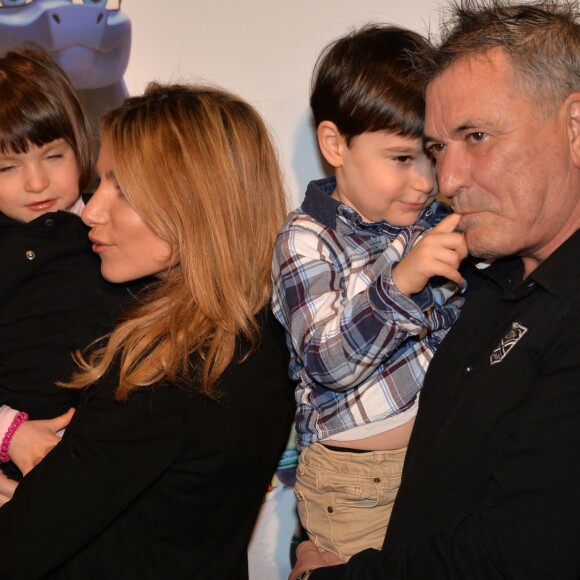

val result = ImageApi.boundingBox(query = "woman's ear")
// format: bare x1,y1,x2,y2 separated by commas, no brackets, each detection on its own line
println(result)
317,121,347,168
567,94,580,168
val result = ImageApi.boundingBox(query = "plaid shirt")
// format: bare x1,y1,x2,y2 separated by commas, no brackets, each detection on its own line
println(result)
272,177,465,449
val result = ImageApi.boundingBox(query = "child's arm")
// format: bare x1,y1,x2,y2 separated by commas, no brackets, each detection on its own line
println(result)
392,213,468,296
272,218,463,392
0,406,18,442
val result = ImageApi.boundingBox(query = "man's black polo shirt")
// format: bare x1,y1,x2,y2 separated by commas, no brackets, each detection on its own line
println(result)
315,229,580,579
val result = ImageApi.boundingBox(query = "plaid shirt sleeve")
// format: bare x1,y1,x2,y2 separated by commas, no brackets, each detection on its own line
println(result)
272,217,461,392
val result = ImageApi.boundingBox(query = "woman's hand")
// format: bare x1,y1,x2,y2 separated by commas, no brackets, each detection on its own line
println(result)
9,408,75,475
0,470,17,506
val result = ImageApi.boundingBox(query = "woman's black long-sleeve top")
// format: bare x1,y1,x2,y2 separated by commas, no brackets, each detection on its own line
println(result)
0,309,295,580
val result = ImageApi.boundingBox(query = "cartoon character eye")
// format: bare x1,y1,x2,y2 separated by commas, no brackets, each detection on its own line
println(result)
0,0,33,7
71,0,122,9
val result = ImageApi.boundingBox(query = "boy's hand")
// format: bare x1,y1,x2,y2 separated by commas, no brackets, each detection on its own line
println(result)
9,408,75,476
392,213,468,296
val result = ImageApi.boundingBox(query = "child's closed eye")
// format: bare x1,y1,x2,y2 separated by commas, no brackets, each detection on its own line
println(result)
392,155,414,164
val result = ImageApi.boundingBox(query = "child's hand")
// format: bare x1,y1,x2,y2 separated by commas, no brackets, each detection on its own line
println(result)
9,408,75,476
0,470,17,506
392,213,468,296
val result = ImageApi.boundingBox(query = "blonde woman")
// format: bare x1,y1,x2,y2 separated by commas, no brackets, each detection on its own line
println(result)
0,84,294,579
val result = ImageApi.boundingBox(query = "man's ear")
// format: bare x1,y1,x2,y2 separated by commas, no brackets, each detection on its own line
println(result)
317,121,346,168
567,94,580,167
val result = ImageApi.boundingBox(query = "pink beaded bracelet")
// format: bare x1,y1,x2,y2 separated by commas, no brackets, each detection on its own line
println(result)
0,411,29,463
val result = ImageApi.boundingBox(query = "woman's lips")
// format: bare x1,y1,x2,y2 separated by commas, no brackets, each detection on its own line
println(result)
88,235,112,254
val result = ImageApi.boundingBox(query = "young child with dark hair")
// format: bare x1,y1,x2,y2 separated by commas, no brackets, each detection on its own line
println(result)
0,47,139,489
272,25,468,560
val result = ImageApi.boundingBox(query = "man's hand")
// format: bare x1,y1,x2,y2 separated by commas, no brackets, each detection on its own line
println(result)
289,541,345,579
392,212,468,296
9,408,75,475
0,470,17,507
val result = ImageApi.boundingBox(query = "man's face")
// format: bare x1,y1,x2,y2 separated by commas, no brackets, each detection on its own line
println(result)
425,48,580,273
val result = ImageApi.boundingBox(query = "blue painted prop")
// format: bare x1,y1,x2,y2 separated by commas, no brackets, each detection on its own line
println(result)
0,0,132,148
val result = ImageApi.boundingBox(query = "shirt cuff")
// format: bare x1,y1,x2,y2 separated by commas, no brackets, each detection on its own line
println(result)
0,406,20,440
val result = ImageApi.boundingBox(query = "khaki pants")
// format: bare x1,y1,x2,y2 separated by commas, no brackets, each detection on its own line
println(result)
294,442,406,561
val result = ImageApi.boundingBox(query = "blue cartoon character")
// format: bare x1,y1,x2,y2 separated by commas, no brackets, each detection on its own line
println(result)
0,0,131,143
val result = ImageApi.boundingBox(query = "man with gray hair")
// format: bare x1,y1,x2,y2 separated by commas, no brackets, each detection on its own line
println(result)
291,1,580,578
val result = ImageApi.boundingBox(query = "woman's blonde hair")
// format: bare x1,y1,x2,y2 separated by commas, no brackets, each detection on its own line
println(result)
69,83,288,399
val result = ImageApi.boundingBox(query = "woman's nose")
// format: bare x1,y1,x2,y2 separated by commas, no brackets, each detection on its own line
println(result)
81,187,106,228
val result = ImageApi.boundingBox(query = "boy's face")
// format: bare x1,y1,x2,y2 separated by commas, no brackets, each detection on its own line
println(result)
0,139,80,223
332,131,436,225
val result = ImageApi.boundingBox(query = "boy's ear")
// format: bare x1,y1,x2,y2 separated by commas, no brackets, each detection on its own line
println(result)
317,121,346,168
567,94,580,168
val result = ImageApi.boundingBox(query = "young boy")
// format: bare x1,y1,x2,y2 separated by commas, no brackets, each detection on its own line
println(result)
272,25,468,561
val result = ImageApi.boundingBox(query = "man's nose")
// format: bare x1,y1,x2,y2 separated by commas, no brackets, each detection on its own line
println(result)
413,156,436,195
436,146,469,199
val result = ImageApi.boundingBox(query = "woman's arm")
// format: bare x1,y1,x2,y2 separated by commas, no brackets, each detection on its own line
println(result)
0,381,184,578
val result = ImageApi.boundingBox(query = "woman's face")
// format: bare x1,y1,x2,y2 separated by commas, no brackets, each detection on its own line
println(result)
82,143,172,283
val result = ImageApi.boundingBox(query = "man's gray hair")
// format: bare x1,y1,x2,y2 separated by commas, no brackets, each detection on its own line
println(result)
421,0,580,114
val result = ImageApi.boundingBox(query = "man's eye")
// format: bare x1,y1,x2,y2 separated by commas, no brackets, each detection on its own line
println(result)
467,132,486,143
427,143,445,158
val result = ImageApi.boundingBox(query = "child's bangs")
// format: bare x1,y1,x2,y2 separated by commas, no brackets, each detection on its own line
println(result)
370,93,425,141
0,100,68,154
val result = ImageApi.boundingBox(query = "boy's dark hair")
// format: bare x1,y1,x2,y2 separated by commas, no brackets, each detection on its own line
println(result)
0,46,92,192
310,24,431,145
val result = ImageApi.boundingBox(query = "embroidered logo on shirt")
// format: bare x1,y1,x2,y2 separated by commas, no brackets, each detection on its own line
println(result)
490,322,528,365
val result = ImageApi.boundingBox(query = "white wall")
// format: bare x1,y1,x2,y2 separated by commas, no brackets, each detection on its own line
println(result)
121,0,440,207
